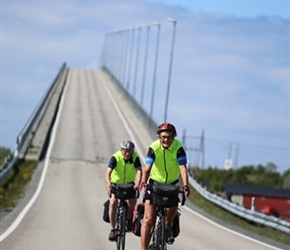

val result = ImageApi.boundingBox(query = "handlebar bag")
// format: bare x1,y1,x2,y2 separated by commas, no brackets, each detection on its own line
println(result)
112,183,135,200
152,182,179,208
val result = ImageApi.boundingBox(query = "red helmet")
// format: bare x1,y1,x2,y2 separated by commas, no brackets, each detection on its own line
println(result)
157,123,177,136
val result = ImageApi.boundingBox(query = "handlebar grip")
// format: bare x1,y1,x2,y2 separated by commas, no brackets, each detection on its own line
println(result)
179,190,186,206
142,184,148,203
181,192,186,206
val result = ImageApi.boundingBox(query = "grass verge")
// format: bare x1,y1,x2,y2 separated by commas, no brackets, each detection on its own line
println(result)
0,159,37,211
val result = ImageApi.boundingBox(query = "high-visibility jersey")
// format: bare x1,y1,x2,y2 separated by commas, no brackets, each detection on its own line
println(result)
146,139,186,183
110,150,139,184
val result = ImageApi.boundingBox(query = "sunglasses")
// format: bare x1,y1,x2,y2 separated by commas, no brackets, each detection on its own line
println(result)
159,135,173,140
121,149,134,153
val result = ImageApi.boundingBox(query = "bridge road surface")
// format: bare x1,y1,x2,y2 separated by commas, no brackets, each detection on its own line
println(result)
0,69,284,250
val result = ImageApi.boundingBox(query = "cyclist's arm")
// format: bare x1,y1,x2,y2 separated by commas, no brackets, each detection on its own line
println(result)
134,156,142,189
179,164,189,188
142,164,151,184
141,147,155,184
105,156,117,192
177,147,190,196
135,168,142,189
105,168,112,193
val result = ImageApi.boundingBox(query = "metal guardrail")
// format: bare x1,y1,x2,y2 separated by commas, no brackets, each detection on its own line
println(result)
188,172,290,234
0,63,67,182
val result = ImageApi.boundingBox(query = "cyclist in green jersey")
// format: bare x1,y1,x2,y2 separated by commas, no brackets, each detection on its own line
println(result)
140,123,190,250
105,140,142,242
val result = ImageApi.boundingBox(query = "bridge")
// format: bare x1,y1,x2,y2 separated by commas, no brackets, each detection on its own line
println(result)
0,65,287,249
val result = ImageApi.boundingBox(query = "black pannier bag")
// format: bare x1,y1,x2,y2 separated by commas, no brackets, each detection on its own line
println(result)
151,182,179,208
132,203,145,237
103,199,110,223
112,183,135,200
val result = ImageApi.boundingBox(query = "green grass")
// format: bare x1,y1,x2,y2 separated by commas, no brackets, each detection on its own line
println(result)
0,159,37,211
188,185,290,246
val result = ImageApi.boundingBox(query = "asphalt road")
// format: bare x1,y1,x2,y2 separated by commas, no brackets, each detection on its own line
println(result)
0,69,286,250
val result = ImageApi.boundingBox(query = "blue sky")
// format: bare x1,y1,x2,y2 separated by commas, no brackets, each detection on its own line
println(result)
1,0,289,173
149,0,289,18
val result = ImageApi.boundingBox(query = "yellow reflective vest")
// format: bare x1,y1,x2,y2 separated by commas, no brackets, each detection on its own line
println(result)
149,139,182,183
110,150,138,184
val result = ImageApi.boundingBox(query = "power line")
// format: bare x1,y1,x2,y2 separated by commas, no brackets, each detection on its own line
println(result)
204,137,288,151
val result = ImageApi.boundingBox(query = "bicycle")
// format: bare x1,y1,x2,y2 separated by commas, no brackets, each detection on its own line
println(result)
143,182,186,250
110,183,139,250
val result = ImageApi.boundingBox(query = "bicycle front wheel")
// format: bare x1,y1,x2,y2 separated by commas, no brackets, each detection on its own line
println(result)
160,216,166,250
116,207,127,250
153,216,166,250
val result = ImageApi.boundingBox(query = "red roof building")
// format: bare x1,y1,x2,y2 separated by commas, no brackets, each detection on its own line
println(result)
224,184,290,222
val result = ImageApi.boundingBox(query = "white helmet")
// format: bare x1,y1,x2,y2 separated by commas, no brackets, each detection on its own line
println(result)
120,140,135,150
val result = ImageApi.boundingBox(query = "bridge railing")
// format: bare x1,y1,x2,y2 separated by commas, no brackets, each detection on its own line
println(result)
0,63,68,182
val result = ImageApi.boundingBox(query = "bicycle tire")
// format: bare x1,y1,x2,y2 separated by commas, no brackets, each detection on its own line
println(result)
151,215,166,250
160,215,166,250
116,205,127,250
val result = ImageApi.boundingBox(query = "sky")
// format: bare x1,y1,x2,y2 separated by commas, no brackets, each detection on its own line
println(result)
1,0,289,173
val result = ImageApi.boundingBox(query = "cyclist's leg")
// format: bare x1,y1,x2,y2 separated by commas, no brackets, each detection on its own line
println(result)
165,207,177,227
127,197,137,219
165,207,177,244
108,194,118,241
126,197,136,231
109,194,118,229
141,200,157,250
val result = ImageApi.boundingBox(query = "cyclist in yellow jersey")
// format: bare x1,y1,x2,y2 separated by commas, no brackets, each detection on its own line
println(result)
140,123,190,250
105,140,142,242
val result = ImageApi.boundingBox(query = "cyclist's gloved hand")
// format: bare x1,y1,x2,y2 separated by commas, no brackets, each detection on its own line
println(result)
181,185,190,197
107,183,112,197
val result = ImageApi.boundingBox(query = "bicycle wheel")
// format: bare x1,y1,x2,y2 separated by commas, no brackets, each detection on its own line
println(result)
159,215,166,250
152,216,166,250
160,217,167,250
116,206,127,250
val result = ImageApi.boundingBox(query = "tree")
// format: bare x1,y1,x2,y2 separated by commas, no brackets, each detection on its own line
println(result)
265,162,277,173
0,147,11,165
282,168,290,189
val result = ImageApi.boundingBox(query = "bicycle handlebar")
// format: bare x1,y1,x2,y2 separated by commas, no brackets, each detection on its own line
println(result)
136,188,140,199
141,184,187,206
109,184,139,199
